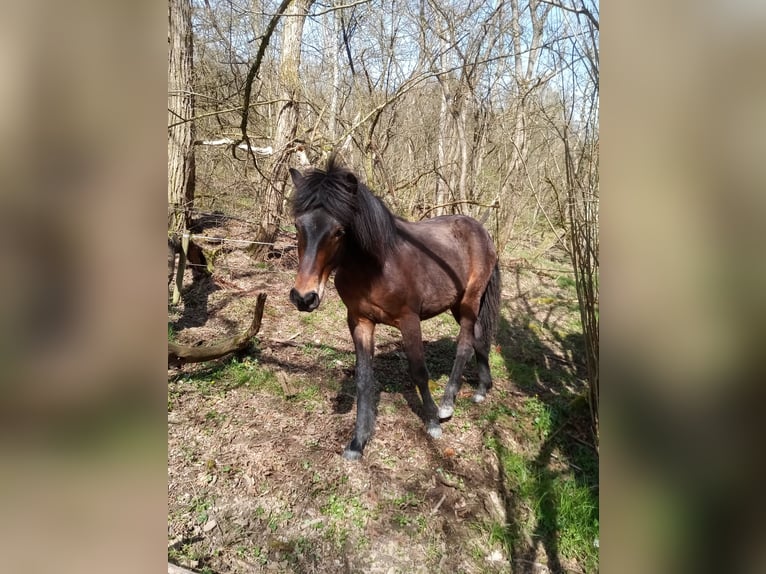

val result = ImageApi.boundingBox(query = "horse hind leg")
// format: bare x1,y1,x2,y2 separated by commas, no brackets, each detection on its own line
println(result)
439,264,500,417
400,316,442,439
439,319,491,418
438,313,477,420
472,263,501,404
472,328,492,404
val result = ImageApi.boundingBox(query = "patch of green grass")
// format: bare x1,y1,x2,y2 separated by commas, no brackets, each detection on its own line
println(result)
481,403,517,424
168,543,206,567
556,275,576,290
387,491,427,535
299,310,323,328
268,509,294,532
321,493,368,547
300,297,346,328
553,476,599,571
168,387,180,412
424,312,460,338
205,409,226,424
293,382,321,406
283,535,315,565
485,432,599,572
489,347,508,379
379,402,398,416
183,357,280,396
168,322,177,341
506,360,539,390
302,343,353,370
322,493,365,526
235,545,268,565
189,495,212,525
391,491,421,509
520,396,553,439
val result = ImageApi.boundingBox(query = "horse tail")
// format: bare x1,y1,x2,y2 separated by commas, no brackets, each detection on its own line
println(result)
476,262,501,350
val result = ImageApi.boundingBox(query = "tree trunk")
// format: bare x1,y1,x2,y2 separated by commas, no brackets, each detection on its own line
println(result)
168,0,195,234
168,0,208,301
328,2,342,140
253,0,316,259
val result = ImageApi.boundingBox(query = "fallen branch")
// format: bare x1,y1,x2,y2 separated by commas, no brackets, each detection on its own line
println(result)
168,293,267,365
277,371,298,398
168,563,198,574
195,139,273,155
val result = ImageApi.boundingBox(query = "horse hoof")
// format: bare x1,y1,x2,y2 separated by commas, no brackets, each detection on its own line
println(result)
472,393,486,404
342,448,362,461
438,406,454,420
427,422,442,439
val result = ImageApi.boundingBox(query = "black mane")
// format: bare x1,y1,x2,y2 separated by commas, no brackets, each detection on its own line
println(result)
290,154,398,264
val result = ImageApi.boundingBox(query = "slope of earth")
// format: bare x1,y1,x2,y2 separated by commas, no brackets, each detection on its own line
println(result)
168,223,598,574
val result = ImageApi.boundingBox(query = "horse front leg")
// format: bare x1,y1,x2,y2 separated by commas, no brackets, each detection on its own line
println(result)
343,314,377,461
399,314,442,439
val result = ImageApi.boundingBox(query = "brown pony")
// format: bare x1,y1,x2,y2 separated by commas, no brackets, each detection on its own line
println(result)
289,155,501,460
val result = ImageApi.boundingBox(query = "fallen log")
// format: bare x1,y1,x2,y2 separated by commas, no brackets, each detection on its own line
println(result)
168,293,267,365
168,563,198,574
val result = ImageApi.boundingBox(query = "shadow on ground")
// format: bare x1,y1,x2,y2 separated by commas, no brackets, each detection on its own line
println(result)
168,262,598,573
490,265,598,573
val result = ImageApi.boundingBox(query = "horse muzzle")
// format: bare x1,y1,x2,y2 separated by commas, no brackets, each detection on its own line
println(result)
290,288,320,312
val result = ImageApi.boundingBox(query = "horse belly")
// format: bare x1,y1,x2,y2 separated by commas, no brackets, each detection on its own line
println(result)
411,266,463,320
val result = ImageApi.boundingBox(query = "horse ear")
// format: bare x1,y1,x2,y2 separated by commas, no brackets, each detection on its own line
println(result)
289,168,304,187
344,171,358,194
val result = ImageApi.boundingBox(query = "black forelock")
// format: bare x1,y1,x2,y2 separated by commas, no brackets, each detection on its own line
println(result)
290,154,357,227
289,154,398,264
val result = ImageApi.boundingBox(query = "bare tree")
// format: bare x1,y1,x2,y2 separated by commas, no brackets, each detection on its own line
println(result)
542,0,599,437
168,0,196,235
252,0,316,257
168,0,208,303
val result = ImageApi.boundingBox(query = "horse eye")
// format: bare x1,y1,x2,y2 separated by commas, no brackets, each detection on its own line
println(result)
334,228,345,238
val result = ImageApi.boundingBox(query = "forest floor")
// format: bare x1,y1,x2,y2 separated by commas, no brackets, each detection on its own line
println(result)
167,217,598,574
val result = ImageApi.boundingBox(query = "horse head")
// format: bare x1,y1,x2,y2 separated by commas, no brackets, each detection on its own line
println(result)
288,165,356,312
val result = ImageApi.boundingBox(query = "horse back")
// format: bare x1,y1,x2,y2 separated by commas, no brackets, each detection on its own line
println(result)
397,215,496,271
336,215,496,324
392,215,496,316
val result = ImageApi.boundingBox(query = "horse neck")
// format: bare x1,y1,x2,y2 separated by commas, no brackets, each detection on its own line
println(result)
349,185,398,263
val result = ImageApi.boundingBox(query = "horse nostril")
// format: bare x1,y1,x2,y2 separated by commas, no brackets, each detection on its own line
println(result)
290,288,320,311
305,291,319,310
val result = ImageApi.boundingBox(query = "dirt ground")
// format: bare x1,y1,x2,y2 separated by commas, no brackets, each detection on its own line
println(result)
168,220,597,573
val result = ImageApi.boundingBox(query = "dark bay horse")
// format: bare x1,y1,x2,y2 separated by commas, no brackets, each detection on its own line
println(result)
289,155,501,460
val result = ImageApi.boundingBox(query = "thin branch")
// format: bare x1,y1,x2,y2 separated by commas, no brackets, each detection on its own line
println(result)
393,168,439,193
168,99,287,129
510,138,569,253
332,53,517,147
539,0,599,31
195,139,273,155
419,199,499,220
237,0,294,161
309,0,370,18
